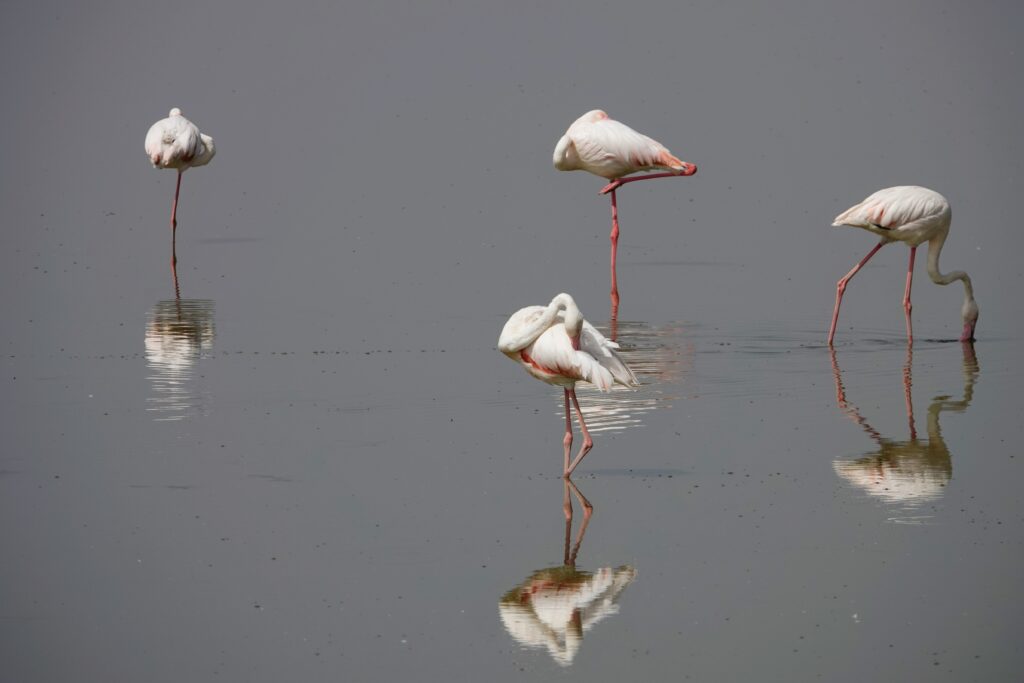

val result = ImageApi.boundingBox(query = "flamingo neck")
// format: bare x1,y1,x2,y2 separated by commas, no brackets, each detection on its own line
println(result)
926,231,978,340
498,293,580,353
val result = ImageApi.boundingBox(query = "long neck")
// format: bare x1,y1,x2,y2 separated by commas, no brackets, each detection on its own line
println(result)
926,231,972,294
499,294,577,353
926,230,978,333
552,135,579,171
925,344,979,444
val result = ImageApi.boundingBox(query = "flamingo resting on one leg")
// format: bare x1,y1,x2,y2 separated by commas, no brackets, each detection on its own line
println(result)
827,186,978,346
144,108,216,272
553,110,696,313
498,293,639,477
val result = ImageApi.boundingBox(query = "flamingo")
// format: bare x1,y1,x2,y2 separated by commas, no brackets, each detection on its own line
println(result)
144,108,216,268
830,344,978,508
827,186,978,345
498,293,639,477
553,110,696,310
498,479,636,667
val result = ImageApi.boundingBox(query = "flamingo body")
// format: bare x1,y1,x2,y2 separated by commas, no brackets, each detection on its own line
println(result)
553,110,694,179
498,296,637,392
832,185,949,247
498,293,637,476
500,309,636,391
145,108,216,171
828,186,978,344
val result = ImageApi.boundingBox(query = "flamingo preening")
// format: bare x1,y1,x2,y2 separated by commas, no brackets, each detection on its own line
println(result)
498,293,638,477
553,111,696,313
828,186,978,345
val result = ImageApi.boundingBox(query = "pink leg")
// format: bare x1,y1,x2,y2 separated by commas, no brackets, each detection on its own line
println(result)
599,170,696,195
609,189,620,308
903,246,916,345
562,389,573,474
828,241,885,345
172,258,181,300
902,346,917,440
171,171,182,267
564,477,592,567
564,389,594,477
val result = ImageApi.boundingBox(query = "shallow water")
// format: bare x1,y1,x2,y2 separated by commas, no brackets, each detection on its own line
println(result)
3,1,1024,681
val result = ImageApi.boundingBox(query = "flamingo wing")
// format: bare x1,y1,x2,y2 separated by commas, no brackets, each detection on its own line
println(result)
832,186,948,231
572,117,683,176
579,321,639,389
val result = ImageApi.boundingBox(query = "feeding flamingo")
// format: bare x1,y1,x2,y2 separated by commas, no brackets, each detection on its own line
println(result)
828,186,978,345
144,108,216,268
553,110,696,309
498,293,638,477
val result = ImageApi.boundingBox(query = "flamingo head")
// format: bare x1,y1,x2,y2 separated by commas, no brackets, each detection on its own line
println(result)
960,298,979,342
169,107,183,117
676,161,698,176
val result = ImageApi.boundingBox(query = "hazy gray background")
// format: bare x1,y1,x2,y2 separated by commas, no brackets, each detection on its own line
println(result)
2,1,1022,681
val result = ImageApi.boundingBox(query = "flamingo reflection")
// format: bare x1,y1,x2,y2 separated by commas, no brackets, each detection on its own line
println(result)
145,296,215,422
830,344,978,514
499,479,637,666
558,320,693,434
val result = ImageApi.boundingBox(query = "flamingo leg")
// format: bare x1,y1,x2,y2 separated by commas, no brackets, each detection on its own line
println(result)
562,389,573,474
171,171,182,267
562,480,574,563
599,171,694,195
903,246,916,345
564,389,594,477
828,241,885,345
609,188,620,309
903,346,917,440
172,258,181,300
565,477,593,567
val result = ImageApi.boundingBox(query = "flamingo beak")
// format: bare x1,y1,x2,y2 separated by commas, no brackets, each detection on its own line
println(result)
678,162,697,176
959,320,976,343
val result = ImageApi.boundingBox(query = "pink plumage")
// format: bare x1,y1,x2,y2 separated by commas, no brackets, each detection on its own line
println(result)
553,110,694,179
828,186,978,345
498,293,637,477
552,110,697,311
144,108,216,274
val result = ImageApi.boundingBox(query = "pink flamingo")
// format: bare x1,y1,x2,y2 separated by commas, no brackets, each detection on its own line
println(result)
553,110,696,311
828,186,978,345
144,108,216,269
498,293,638,477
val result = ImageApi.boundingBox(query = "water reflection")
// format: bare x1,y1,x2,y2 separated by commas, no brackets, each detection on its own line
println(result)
145,298,216,421
831,344,979,519
556,321,692,433
499,479,637,666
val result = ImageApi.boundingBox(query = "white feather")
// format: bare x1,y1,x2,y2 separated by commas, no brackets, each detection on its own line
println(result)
553,110,686,179
144,108,215,171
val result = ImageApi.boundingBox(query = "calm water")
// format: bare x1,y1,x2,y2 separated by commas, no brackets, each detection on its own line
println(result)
3,1,1023,681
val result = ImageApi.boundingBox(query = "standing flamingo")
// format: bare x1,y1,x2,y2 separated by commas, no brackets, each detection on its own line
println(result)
498,293,639,477
144,108,216,270
828,186,978,345
553,110,696,311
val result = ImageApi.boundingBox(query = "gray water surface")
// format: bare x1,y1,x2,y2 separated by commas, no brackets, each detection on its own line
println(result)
2,1,1023,681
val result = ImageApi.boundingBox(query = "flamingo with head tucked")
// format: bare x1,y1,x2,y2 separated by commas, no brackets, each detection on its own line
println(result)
498,293,638,477
144,108,216,268
553,111,696,310
828,185,978,345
